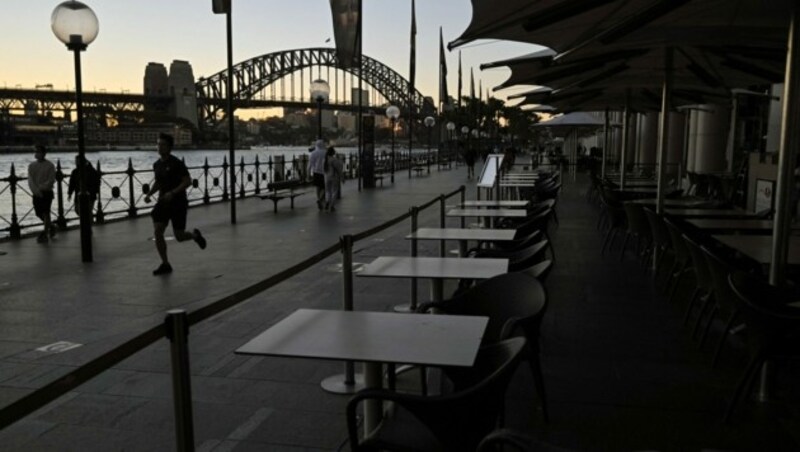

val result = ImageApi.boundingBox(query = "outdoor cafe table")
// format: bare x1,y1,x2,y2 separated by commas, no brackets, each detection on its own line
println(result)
358,256,509,302
664,207,757,218
713,235,800,265
235,308,488,435
407,227,517,256
447,208,527,227
687,219,798,234
628,198,714,207
459,200,530,208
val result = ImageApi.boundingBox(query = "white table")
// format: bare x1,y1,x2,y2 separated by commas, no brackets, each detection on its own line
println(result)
447,208,527,227
665,207,757,218
627,198,714,207
713,235,800,265
359,256,508,301
688,219,783,232
236,308,488,435
459,200,530,209
407,227,517,256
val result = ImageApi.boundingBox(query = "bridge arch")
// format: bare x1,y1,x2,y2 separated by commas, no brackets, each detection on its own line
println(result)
196,47,435,129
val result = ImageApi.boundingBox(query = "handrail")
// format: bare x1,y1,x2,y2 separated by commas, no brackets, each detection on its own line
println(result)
0,183,466,434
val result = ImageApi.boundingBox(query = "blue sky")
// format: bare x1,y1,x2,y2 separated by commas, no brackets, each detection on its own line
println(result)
1,1,541,112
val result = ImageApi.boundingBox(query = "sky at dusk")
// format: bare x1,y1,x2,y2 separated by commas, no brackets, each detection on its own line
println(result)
0,0,543,115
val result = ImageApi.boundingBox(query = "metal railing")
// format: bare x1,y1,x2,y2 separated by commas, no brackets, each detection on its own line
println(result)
0,148,458,240
0,183,467,452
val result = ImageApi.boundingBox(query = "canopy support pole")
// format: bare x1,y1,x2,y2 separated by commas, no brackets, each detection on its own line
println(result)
656,48,673,215
620,90,630,190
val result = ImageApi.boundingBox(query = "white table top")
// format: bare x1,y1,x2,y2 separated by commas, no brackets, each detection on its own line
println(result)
407,227,517,241
459,200,530,208
359,256,509,280
665,208,755,217
447,208,528,218
499,181,538,187
236,308,488,367
713,235,800,265
688,219,778,230
627,198,713,207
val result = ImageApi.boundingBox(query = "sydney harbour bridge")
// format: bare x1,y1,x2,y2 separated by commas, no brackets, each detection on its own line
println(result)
0,47,436,133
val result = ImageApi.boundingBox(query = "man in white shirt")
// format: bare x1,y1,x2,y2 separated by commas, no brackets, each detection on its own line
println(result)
28,145,57,243
307,139,327,210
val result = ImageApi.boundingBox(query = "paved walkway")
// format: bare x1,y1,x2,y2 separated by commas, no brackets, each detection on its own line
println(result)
0,164,798,451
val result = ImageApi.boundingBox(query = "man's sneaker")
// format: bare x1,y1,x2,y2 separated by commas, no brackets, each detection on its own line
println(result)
152,263,173,276
193,229,207,250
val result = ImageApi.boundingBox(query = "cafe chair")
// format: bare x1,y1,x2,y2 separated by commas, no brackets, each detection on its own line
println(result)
618,203,650,264
643,207,675,288
522,259,553,284
663,218,693,303
474,239,550,272
418,273,549,422
681,235,715,337
725,272,800,423
346,337,527,452
477,428,574,452
700,245,743,367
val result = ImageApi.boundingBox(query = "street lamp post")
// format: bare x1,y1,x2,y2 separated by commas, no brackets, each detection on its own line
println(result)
424,116,435,174
51,0,98,263
446,121,455,163
386,105,400,183
461,126,470,165
310,79,330,140
213,0,237,224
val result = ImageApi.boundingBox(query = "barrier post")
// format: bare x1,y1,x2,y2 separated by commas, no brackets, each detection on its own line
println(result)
165,310,195,452
55,160,67,229
439,195,446,257
394,207,419,313
460,185,466,228
321,234,365,394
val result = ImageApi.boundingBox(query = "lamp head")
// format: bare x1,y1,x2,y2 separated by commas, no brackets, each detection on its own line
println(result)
310,79,330,103
460,126,469,134
424,116,435,128
446,121,455,131
51,1,99,51
386,105,400,120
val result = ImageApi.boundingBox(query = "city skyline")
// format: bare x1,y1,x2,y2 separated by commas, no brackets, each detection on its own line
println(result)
1,0,542,116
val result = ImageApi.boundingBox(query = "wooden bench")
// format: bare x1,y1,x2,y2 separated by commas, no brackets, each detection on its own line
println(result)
412,165,426,176
259,179,308,212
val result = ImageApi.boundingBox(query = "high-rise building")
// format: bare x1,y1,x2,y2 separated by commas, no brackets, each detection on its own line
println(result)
168,60,198,128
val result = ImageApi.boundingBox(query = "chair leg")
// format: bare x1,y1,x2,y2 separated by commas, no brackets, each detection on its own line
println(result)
601,228,614,256
691,294,714,339
544,230,556,262
698,305,719,348
618,233,630,261
711,311,739,368
527,347,548,423
682,288,701,327
724,353,765,423
668,265,689,303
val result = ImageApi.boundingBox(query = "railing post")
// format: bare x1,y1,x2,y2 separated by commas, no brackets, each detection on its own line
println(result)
222,157,229,201
320,234,365,394
8,164,20,239
268,155,274,185
239,156,246,198
55,159,67,229
460,185,466,229
202,158,210,204
126,158,136,217
254,155,261,195
95,160,104,224
394,207,419,313
439,194,446,257
165,309,195,452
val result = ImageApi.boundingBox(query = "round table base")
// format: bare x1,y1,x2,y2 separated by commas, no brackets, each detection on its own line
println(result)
321,373,366,394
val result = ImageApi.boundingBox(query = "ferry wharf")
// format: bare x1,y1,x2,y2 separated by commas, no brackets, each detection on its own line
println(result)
0,165,798,451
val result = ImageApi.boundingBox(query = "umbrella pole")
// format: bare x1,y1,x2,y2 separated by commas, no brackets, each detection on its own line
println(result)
771,8,800,286
656,48,673,215
620,91,630,190
602,108,609,179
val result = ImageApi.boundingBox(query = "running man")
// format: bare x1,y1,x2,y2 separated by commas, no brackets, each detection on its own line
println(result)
145,133,206,275
28,144,56,243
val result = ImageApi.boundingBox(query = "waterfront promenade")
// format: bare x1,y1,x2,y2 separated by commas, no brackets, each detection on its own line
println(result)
0,165,798,451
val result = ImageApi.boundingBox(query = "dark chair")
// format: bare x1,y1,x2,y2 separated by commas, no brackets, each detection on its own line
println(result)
725,272,800,422
700,245,744,367
474,239,549,273
477,428,574,452
418,273,549,421
521,259,553,284
643,207,675,288
346,337,527,452
619,203,650,264
682,235,715,337
663,217,692,303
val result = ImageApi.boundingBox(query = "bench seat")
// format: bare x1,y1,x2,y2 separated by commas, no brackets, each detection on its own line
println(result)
259,180,308,212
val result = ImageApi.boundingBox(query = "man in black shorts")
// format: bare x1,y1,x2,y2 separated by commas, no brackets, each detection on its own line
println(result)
145,133,207,275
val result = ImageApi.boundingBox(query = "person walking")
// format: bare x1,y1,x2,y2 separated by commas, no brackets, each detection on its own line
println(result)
144,133,206,276
67,155,101,217
323,146,343,211
307,139,327,210
463,142,477,179
27,144,56,243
